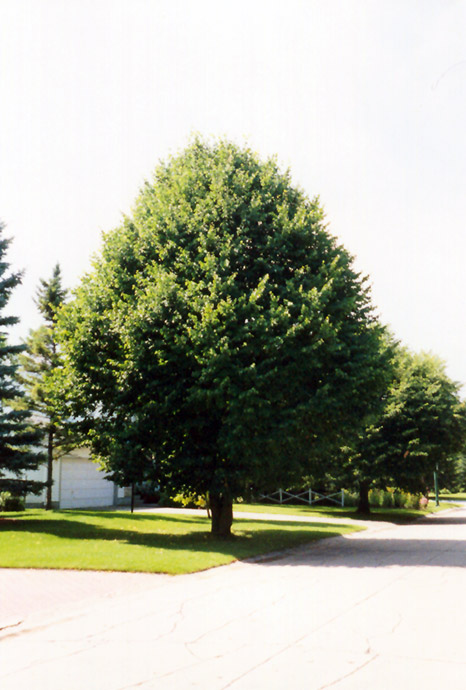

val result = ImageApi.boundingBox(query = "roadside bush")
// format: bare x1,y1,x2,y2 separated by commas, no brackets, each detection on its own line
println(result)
171,491,208,509
405,493,422,509
155,491,178,507
0,492,25,512
392,491,420,509
342,491,359,507
135,483,209,509
343,488,422,510
368,488,421,510
368,489,396,508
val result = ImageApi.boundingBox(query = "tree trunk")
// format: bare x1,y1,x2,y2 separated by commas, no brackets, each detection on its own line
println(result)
45,428,54,510
210,490,233,537
357,481,371,515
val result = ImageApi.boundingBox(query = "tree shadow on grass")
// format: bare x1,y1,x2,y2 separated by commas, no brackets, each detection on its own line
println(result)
2,511,465,569
68,510,206,525
0,512,354,562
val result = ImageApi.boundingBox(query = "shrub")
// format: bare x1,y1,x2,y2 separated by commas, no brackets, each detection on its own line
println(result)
392,490,420,509
404,492,421,510
383,490,395,508
0,492,25,512
155,491,177,507
171,492,208,509
368,489,396,508
342,491,359,507
419,496,429,509
345,488,421,510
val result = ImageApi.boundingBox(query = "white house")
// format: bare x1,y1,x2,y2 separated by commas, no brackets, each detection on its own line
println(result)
22,448,130,509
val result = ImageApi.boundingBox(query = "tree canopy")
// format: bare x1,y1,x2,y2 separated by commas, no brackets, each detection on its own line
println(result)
59,138,391,534
0,222,44,496
341,346,466,512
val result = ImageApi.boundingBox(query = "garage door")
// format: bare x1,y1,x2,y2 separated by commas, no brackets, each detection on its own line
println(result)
59,454,115,509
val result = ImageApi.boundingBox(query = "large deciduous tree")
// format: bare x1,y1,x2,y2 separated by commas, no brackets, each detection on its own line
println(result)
59,138,390,535
0,222,44,497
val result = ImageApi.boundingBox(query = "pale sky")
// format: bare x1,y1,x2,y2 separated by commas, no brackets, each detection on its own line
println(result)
1,0,466,390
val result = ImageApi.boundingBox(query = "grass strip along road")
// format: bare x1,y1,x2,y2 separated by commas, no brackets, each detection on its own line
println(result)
0,509,363,574
233,501,451,522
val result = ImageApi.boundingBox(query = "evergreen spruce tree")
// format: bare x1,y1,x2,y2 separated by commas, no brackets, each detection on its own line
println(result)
16,264,76,509
0,222,44,498
36,263,67,325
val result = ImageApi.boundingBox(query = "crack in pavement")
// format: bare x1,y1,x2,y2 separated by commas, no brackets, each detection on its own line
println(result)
317,653,379,689
0,636,105,682
98,534,462,690
0,620,22,633
3,508,466,689
185,590,287,655
217,554,435,689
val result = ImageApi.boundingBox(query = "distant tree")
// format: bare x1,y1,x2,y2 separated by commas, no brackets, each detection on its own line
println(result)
16,265,77,509
58,138,391,535
36,264,67,325
344,348,466,513
0,222,44,497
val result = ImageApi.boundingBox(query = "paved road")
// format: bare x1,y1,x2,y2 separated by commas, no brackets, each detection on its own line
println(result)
0,508,386,632
1,508,465,689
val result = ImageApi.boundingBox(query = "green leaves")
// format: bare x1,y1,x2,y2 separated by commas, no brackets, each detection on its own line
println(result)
58,137,390,497
344,345,466,496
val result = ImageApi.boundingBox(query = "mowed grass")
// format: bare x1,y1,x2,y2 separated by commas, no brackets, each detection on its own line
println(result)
428,492,466,501
0,509,363,574
233,501,454,523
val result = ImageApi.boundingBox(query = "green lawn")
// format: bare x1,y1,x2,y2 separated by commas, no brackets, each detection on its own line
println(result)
428,492,466,501
233,501,454,523
0,509,363,574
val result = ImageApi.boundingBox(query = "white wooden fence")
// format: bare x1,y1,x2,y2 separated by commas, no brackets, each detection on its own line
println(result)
258,488,345,507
